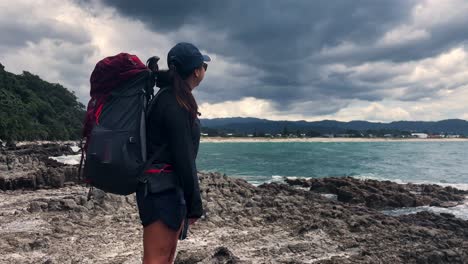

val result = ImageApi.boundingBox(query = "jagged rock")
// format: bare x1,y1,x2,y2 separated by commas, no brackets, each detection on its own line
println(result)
175,249,210,264
205,247,241,264
0,142,79,190
286,177,468,210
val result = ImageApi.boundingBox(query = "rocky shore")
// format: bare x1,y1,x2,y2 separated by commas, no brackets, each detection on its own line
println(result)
1,143,467,263
0,143,79,190
285,177,468,209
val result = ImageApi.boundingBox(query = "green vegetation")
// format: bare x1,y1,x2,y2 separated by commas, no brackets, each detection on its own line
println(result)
0,63,85,141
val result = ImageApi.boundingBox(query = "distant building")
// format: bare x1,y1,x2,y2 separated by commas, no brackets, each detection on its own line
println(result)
411,133,428,139
447,134,460,138
247,134,254,137
201,133,209,137
226,133,234,137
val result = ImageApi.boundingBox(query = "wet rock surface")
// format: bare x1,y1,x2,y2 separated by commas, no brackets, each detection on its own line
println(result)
285,177,468,209
0,143,467,263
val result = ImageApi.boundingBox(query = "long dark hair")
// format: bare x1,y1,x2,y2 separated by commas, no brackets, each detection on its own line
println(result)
155,65,200,123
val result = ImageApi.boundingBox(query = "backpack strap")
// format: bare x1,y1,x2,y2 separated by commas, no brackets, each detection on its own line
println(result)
136,144,168,184
77,138,85,181
146,87,169,120
137,87,170,184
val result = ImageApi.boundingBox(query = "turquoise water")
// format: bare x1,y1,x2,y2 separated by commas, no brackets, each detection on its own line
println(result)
197,142,468,187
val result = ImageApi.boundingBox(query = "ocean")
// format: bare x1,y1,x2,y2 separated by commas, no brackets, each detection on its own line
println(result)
197,141,468,219
197,141,468,187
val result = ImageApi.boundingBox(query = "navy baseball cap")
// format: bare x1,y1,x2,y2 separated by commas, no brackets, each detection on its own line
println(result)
167,42,211,76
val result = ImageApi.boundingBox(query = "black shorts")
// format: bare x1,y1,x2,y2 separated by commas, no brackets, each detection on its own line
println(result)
136,184,186,231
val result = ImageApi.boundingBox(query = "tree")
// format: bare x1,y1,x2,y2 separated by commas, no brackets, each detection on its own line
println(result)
282,126,289,137
0,63,85,141
307,130,321,137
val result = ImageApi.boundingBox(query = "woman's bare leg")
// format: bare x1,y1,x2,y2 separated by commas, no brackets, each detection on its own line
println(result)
142,220,183,264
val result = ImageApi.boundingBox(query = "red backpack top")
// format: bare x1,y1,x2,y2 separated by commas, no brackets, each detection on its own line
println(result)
82,53,148,140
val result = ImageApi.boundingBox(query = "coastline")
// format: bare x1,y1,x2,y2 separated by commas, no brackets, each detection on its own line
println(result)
1,143,468,263
5,137,468,146
201,136,468,143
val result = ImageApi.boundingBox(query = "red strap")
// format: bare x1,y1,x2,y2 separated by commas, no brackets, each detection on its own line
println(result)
145,164,173,174
94,103,104,125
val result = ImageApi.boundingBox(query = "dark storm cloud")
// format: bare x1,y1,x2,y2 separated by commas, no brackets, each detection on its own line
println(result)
78,0,468,115
95,0,414,61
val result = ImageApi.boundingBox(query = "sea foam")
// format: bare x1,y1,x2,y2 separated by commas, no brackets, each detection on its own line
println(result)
48,154,81,165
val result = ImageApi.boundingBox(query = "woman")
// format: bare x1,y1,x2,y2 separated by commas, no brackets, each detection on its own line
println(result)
137,42,210,263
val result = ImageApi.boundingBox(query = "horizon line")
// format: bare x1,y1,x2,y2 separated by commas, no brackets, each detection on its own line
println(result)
200,117,468,123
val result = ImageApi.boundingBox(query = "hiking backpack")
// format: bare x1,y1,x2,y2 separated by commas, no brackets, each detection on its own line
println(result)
79,53,166,195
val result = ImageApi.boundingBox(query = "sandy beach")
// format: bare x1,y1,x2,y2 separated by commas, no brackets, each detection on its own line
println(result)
200,136,468,143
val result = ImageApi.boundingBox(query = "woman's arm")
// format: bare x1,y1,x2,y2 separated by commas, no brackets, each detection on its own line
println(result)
163,102,203,218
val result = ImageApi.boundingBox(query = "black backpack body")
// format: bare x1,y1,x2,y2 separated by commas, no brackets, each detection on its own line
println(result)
81,54,166,195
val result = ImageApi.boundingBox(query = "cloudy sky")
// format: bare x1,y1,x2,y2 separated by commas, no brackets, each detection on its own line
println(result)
1,0,468,122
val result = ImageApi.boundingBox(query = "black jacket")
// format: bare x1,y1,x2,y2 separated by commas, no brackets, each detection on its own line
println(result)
146,87,203,218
